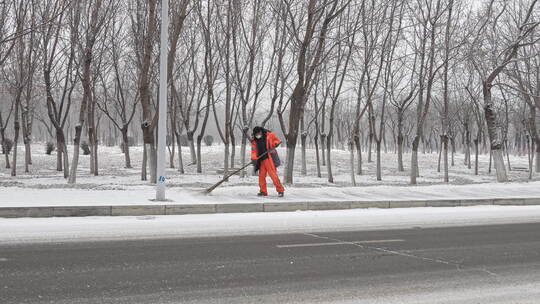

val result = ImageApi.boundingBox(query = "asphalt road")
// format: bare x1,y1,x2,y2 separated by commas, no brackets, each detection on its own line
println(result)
1,222,540,304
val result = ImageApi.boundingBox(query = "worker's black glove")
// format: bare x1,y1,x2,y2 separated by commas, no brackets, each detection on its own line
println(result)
252,160,259,173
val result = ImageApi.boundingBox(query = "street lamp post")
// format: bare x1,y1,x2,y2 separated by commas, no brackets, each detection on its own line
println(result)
156,0,169,201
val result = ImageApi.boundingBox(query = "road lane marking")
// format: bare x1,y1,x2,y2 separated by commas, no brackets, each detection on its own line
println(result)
276,239,405,248
303,233,499,277
0,258,8,262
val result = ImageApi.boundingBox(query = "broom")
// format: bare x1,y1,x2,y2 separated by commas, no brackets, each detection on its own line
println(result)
204,145,278,194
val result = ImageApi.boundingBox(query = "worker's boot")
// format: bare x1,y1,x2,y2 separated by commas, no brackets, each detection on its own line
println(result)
257,192,268,197
278,192,284,198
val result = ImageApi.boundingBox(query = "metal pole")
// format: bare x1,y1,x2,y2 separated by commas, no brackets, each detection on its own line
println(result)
156,0,169,201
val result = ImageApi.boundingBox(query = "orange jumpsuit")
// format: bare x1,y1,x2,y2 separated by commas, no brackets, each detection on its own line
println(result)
251,132,285,195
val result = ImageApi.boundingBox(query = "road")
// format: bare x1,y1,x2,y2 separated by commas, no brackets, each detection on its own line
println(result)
1,222,540,304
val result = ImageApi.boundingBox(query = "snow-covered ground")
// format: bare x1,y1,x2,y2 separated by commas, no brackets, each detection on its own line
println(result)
1,180,540,207
2,205,540,244
0,143,539,207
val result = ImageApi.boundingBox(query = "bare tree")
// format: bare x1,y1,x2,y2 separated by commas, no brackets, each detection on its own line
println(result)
229,0,275,178
409,0,445,185
469,0,540,182
174,18,205,167
282,0,351,184
68,0,114,184
96,7,139,169
10,0,36,176
323,5,357,183
131,0,159,182
0,1,18,169
213,0,236,178
39,0,75,178
166,0,190,170
507,43,540,172
196,0,221,174
366,0,403,181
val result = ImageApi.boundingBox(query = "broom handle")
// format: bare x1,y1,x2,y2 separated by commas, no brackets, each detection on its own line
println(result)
205,144,279,193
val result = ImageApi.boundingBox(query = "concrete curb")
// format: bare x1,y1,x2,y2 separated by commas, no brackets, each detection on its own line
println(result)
1,197,539,218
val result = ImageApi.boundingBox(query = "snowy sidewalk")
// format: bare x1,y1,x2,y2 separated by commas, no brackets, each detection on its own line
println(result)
1,181,540,217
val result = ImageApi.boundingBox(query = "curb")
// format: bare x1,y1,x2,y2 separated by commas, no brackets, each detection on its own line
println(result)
1,197,540,218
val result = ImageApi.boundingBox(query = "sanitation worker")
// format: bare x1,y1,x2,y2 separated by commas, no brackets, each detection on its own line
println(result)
251,126,285,197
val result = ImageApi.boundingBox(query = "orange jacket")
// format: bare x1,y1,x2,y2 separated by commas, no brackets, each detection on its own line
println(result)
250,131,281,161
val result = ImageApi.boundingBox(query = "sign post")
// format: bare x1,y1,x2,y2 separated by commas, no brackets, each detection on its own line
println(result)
156,0,169,201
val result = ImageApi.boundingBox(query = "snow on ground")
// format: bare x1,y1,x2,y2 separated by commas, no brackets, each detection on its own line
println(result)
0,143,539,206
2,180,540,207
2,205,540,244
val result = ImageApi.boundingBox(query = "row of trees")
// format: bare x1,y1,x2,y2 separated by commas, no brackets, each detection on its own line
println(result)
0,0,539,185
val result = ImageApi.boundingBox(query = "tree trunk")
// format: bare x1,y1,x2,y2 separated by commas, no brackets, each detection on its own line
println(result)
121,127,132,168
62,141,69,179
505,139,511,171
301,133,307,176
240,132,247,178
451,137,455,167
443,135,449,182
376,140,382,181
148,142,157,183
176,132,185,174
1,128,9,169
464,128,471,169
367,132,373,163
314,134,321,178
410,136,420,184
321,134,326,166
527,136,533,180
88,107,97,176
196,134,203,173
169,131,175,169
230,133,236,168
397,135,404,172
397,114,404,171
349,140,356,186
56,133,63,172
536,138,540,173
474,138,479,175
187,131,197,164
483,82,507,182
326,135,333,183
488,149,492,174
283,84,306,184
90,127,98,176
142,143,148,181
325,95,338,184
11,113,20,177
464,126,470,166
142,123,157,183
68,125,83,184
383,130,387,154
437,135,442,173
24,142,31,173
224,141,230,181
355,135,363,175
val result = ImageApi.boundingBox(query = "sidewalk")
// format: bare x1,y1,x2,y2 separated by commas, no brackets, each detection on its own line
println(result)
1,181,540,218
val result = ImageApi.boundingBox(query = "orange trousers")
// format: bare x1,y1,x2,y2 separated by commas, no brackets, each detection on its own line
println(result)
259,158,285,194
